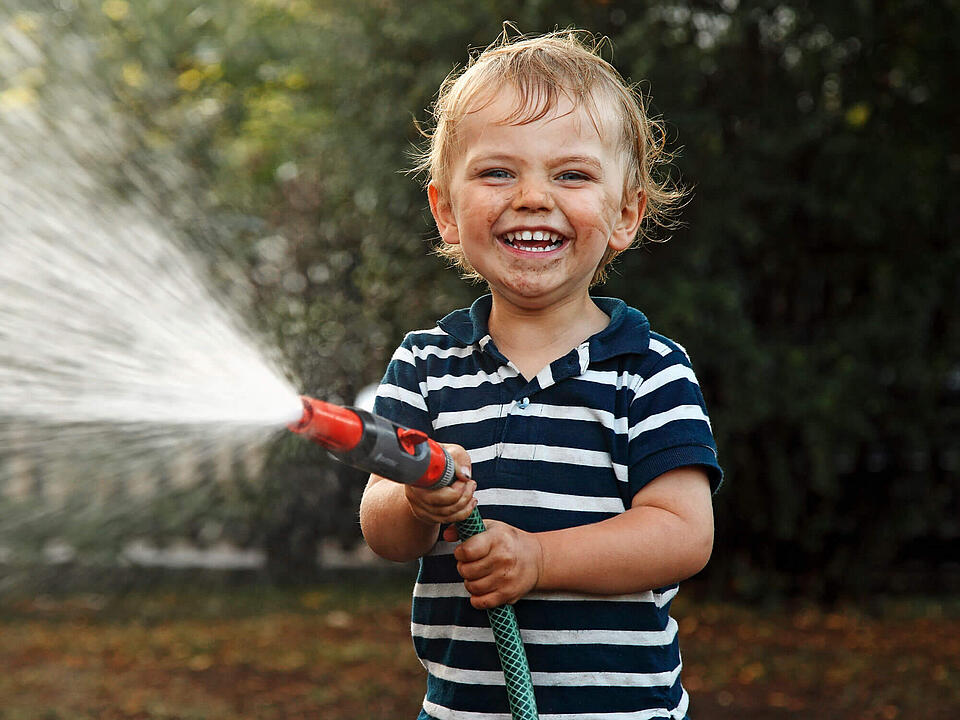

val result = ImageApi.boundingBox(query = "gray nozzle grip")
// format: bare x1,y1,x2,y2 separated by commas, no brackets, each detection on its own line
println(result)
335,408,453,489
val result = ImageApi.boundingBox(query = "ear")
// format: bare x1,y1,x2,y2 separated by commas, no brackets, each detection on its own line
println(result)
608,190,647,251
428,182,460,245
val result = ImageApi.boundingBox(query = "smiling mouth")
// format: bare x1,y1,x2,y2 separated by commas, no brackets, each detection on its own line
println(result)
499,230,566,253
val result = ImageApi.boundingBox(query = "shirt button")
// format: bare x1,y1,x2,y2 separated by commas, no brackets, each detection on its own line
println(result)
517,398,530,409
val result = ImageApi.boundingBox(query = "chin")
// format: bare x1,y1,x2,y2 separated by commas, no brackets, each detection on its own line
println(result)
496,282,569,308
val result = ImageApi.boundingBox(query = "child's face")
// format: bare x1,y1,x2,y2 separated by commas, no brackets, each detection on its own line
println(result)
429,86,644,312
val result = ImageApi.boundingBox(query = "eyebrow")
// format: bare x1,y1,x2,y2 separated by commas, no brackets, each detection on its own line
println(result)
467,153,605,174
553,155,604,173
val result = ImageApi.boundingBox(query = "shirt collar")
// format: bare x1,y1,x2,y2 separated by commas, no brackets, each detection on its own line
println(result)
438,294,650,361
589,296,651,361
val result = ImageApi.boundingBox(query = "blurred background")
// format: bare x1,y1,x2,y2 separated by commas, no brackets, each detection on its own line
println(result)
1,0,958,718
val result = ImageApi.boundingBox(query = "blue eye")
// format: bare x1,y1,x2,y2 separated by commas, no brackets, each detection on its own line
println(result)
558,171,590,182
481,169,512,179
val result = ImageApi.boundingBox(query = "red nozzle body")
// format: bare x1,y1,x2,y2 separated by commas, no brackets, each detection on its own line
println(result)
289,396,455,489
288,396,364,453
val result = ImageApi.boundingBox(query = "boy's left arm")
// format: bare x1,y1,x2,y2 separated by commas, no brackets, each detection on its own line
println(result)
448,466,714,610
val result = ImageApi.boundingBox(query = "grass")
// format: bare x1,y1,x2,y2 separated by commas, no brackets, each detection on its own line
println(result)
1,579,958,719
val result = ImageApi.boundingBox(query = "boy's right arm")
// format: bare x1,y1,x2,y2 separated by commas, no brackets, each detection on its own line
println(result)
359,444,476,562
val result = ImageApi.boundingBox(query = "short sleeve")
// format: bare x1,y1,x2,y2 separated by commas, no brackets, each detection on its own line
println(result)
627,350,723,496
372,336,432,434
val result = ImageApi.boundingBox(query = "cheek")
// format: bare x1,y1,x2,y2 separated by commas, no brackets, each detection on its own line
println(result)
601,189,626,219
458,188,505,230
570,197,619,236
596,194,629,235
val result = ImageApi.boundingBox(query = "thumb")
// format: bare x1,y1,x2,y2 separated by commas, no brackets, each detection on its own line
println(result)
441,443,472,482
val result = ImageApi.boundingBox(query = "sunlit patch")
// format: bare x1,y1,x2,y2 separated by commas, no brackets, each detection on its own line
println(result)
0,85,37,110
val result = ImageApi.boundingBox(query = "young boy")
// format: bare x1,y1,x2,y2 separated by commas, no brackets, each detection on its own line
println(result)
360,30,722,720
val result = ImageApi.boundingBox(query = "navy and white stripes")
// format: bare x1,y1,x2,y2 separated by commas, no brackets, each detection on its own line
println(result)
374,295,721,720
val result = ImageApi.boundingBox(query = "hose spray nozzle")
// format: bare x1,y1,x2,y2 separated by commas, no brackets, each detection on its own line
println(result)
289,396,455,489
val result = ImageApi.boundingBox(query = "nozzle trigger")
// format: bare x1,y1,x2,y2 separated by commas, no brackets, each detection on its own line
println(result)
397,427,429,455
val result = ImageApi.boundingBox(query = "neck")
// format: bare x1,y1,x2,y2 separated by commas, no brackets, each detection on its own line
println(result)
487,292,609,378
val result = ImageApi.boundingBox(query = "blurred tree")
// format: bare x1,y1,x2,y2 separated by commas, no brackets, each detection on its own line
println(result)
601,0,960,598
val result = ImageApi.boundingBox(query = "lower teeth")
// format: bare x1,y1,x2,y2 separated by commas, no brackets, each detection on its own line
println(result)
505,240,560,252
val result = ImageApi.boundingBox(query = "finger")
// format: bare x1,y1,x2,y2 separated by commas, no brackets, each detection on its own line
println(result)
415,480,470,510
442,443,473,482
445,498,479,524
453,531,491,563
462,565,526,608
426,498,477,527
469,590,513,610
433,481,476,514
462,574,498,598
405,489,458,525
458,557,500,584
443,478,476,502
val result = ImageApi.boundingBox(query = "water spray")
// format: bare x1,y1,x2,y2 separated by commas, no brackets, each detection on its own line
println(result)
289,396,539,720
0,11,536,715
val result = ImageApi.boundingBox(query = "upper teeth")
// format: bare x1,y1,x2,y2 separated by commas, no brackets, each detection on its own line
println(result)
502,230,563,251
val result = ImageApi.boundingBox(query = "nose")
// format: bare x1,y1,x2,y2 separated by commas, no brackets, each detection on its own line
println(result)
511,178,554,212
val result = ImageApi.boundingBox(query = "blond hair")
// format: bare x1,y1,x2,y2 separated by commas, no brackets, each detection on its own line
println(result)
413,28,686,285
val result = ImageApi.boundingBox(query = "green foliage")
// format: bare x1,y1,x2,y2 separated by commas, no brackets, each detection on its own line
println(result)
601,0,960,598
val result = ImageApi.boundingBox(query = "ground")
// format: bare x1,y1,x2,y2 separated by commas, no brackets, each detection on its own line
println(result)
0,578,956,719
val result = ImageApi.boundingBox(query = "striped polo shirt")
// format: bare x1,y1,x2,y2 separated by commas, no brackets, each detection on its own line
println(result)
374,294,722,720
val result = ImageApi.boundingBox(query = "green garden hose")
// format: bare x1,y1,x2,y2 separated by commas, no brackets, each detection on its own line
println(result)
455,507,539,720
